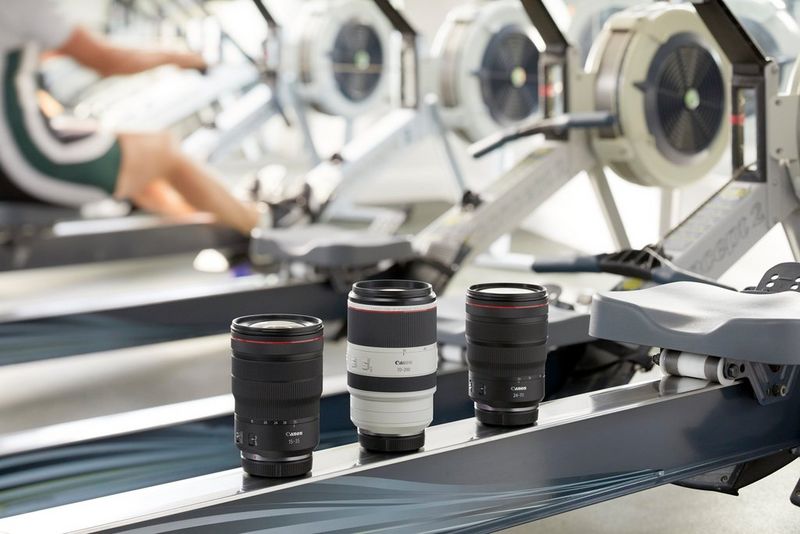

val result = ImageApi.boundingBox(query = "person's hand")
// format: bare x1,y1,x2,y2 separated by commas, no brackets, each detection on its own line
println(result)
174,52,208,74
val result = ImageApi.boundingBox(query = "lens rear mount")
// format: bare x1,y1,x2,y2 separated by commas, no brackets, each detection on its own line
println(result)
241,454,313,478
357,430,425,453
475,404,539,427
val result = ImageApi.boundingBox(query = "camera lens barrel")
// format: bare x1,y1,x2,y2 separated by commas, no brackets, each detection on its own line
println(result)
231,314,323,477
347,280,438,452
466,283,549,427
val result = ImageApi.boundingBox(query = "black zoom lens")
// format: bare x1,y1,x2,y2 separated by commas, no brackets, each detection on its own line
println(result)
466,283,548,426
231,314,323,477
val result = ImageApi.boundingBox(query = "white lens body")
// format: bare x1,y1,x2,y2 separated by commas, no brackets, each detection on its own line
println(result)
347,342,437,437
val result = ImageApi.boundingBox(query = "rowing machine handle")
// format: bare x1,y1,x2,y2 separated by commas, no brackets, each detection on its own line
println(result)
469,112,616,158
531,256,601,274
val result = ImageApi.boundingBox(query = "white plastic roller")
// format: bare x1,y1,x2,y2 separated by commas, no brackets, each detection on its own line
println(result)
657,349,737,386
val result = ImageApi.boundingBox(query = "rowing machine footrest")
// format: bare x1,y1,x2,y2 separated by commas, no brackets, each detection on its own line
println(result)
748,262,800,294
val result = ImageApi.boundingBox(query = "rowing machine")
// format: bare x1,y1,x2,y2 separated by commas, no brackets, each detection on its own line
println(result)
529,0,800,283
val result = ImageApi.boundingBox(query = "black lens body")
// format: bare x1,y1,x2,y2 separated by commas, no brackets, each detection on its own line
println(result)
347,280,438,453
231,314,323,477
466,283,548,426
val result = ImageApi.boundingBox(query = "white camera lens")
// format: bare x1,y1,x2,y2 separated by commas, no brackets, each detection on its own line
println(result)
347,280,437,452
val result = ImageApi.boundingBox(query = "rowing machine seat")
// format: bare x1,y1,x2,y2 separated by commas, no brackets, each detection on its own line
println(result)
250,225,415,268
589,282,800,365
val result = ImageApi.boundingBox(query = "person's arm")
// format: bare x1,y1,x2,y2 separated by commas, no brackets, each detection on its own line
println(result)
56,26,207,78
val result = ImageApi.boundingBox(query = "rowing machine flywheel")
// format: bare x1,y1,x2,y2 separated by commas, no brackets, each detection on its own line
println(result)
479,26,539,125
647,34,725,160
331,20,383,104
288,0,392,118
589,4,731,188
434,0,560,142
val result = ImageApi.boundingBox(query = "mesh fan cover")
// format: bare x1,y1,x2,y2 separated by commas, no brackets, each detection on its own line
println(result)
645,33,725,161
331,20,384,102
478,25,540,125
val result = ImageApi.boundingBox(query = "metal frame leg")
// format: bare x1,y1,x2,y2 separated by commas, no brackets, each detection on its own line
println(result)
659,188,678,239
782,208,800,261
427,101,467,196
344,118,354,145
285,82,321,166
587,166,631,250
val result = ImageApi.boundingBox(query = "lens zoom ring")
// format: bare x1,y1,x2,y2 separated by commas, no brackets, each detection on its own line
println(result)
232,378,322,419
348,307,436,348
465,318,547,345
466,342,547,364
231,355,322,382
347,371,437,393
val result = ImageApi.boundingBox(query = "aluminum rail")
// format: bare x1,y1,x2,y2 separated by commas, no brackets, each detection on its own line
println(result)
0,360,469,458
0,366,471,518
0,209,246,272
3,377,798,533
0,278,347,363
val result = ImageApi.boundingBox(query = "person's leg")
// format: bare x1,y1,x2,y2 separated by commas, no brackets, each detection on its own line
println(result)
116,132,259,234
131,180,197,217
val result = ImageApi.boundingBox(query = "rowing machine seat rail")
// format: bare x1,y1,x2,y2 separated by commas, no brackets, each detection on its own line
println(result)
592,259,800,502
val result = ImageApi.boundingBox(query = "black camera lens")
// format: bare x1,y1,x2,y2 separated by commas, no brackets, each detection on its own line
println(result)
466,283,548,427
347,280,438,453
231,314,323,477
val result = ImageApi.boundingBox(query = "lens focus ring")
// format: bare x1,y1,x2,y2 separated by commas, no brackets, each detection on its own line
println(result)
231,355,322,383
232,377,322,421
